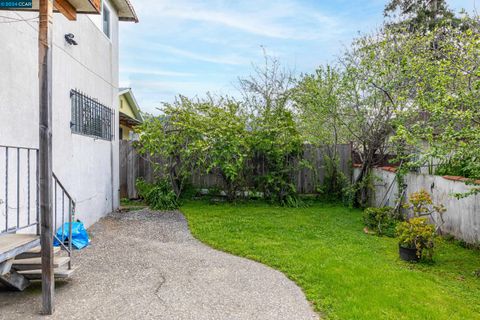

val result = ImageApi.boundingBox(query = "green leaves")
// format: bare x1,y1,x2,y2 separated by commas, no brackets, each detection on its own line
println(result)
397,217,436,260
391,16,480,185
136,91,304,204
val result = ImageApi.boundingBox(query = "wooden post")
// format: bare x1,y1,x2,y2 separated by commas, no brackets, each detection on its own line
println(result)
39,0,54,315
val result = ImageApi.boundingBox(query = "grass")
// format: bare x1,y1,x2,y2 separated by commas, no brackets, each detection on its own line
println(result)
120,198,147,211
181,201,480,320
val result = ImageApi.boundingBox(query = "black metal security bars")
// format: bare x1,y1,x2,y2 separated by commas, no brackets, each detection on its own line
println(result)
0,145,39,235
70,89,115,141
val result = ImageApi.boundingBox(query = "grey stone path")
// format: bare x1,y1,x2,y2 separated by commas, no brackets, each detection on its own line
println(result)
0,209,319,320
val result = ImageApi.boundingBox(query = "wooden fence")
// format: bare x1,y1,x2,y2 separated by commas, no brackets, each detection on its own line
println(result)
119,141,352,199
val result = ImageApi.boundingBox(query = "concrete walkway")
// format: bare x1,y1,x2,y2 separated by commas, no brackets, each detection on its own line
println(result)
0,209,319,320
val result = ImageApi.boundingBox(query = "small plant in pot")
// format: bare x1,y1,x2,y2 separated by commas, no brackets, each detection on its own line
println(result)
396,189,445,262
396,217,436,261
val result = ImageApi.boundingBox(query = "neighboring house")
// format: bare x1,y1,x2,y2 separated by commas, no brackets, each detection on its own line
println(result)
0,0,138,229
119,87,143,140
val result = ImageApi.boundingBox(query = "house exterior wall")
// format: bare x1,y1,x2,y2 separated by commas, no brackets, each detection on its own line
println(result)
119,124,133,140
0,4,121,228
119,93,140,141
119,95,136,119
355,167,480,244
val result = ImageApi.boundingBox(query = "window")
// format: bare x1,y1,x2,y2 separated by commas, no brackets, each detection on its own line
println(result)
102,3,111,39
119,127,123,140
70,89,114,141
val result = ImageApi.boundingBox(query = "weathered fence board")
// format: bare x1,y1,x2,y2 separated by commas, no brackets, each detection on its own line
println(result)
119,141,352,199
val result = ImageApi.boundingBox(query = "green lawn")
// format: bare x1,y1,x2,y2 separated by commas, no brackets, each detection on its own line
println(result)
181,201,480,320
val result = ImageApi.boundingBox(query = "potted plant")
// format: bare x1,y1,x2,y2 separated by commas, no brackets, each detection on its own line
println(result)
396,217,436,261
396,189,446,261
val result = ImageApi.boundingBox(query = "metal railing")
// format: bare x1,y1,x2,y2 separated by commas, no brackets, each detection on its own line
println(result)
0,145,40,235
53,173,75,269
1,145,75,269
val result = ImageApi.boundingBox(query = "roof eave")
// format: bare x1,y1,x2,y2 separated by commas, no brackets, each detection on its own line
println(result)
112,0,139,23
119,89,143,122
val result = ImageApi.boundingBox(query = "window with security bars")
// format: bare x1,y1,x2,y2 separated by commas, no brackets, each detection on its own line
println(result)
70,89,115,141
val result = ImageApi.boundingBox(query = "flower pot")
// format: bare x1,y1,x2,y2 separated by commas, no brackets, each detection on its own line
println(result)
399,244,420,262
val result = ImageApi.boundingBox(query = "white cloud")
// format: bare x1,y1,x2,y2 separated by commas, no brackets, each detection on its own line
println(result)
120,67,195,77
149,44,251,66
135,0,343,40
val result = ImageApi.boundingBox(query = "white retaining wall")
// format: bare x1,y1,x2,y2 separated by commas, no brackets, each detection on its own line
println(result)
355,168,480,244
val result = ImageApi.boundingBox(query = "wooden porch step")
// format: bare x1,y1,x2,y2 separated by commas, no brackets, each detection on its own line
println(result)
15,246,61,260
0,234,40,263
17,267,76,280
12,256,70,271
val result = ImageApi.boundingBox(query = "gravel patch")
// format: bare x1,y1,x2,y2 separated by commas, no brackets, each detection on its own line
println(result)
0,209,319,320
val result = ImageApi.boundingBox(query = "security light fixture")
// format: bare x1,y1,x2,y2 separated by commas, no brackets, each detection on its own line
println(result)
65,33,78,45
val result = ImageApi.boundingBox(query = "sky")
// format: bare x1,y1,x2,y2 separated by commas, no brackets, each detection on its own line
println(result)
119,0,478,115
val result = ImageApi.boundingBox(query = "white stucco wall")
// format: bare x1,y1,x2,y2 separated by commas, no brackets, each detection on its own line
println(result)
0,4,120,228
355,168,480,244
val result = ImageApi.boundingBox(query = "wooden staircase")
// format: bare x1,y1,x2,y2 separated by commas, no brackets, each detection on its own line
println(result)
0,244,75,291
0,146,77,298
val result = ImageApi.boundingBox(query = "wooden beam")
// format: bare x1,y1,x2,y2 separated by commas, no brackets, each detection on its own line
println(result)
0,259,13,276
53,0,77,21
88,0,101,14
0,270,31,291
39,0,55,315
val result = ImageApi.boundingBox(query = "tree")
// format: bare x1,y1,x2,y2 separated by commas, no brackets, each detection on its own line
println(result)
392,14,480,193
136,97,206,199
384,0,456,31
239,54,305,205
336,29,414,206
137,95,250,201
194,97,250,200
293,66,350,198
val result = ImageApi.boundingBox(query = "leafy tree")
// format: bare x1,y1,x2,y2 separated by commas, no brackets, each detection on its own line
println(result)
136,97,206,199
392,14,480,195
337,29,414,206
137,96,250,201
239,54,305,205
384,0,456,31
193,97,250,200
293,66,350,198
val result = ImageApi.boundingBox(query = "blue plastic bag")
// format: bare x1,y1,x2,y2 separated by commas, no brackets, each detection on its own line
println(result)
53,222,90,250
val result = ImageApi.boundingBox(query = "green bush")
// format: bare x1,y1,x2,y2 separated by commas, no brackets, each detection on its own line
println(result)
363,207,397,237
136,178,179,211
280,194,307,208
435,157,480,181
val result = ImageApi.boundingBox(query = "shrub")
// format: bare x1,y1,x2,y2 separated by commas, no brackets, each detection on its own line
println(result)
396,217,436,260
363,207,397,237
280,194,306,208
404,189,446,232
136,178,179,211
136,178,151,200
